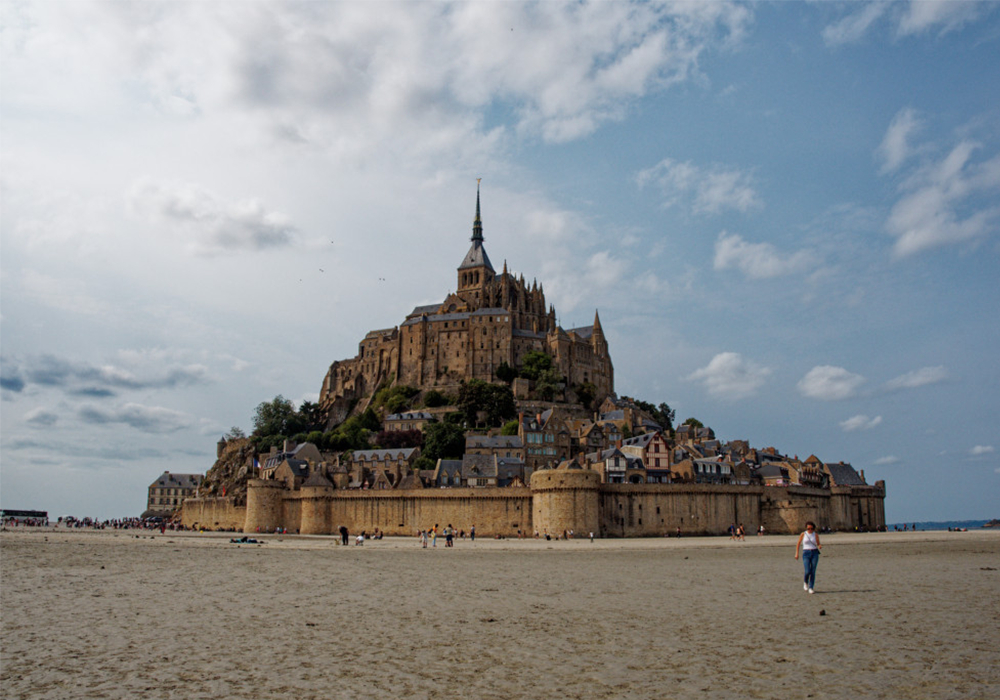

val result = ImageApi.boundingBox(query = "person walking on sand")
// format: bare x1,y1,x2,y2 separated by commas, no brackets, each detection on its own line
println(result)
794,521,822,594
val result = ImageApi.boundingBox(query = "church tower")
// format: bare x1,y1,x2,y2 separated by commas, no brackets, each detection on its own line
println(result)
457,181,495,309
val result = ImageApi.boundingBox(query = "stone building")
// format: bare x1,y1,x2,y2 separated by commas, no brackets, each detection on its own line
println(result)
318,185,614,425
146,472,202,516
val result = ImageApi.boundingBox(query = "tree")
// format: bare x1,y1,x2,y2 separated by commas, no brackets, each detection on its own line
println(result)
534,368,563,402
573,382,597,411
683,417,704,429
252,396,306,438
298,400,325,431
412,455,436,472
457,379,517,427
657,402,676,431
422,389,450,408
224,426,246,441
500,419,520,436
519,350,553,381
423,421,466,461
374,429,423,449
495,361,517,384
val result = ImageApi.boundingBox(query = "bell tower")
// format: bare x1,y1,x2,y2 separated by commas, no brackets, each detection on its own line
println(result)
457,180,494,309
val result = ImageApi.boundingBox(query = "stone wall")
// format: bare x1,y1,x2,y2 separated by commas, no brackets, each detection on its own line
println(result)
180,497,246,531
228,473,884,537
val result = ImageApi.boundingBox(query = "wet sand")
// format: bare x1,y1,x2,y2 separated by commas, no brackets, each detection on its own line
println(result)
2,528,998,699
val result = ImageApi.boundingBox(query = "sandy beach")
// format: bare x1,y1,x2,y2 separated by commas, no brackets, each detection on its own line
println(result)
2,528,998,699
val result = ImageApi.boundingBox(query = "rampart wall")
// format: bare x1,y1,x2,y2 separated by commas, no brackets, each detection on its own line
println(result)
180,475,885,536
180,497,246,531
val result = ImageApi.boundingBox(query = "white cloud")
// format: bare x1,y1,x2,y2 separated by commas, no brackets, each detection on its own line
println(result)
797,365,866,401
822,1,986,45
877,108,921,173
884,365,949,391
687,352,771,401
24,407,59,427
874,455,900,465
130,180,296,255
886,140,1000,257
970,445,995,456
713,232,816,280
77,402,195,434
896,1,984,37
841,414,883,432
822,2,888,46
636,159,761,214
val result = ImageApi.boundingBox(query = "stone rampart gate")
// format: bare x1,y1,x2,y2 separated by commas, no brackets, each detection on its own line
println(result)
181,470,885,536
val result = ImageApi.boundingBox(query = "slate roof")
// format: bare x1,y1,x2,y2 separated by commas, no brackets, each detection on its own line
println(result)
512,328,546,339
263,443,316,470
150,472,202,489
352,447,419,461
568,326,594,339
436,460,464,481
756,464,787,479
471,307,508,316
458,241,494,271
302,471,333,488
386,411,433,421
622,432,658,449
496,458,526,485
281,459,310,477
401,312,472,327
825,462,866,486
466,435,523,449
461,453,497,479
408,304,441,317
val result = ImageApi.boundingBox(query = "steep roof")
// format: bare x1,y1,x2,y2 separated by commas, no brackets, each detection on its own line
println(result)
825,462,866,486
150,472,202,489
458,240,494,271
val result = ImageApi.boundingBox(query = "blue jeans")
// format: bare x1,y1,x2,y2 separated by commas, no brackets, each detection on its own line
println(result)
802,549,819,589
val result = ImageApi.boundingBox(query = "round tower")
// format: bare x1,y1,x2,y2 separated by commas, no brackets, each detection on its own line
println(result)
244,479,285,533
299,473,334,535
530,468,601,537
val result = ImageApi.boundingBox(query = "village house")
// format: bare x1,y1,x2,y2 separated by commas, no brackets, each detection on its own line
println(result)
347,447,421,489
519,409,572,472
465,434,525,461
384,411,434,433
586,447,646,484
146,472,202,515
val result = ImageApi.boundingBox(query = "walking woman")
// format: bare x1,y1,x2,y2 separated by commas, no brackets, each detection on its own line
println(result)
794,521,822,594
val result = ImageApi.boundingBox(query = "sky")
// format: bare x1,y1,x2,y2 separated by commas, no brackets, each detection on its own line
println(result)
2,1,998,523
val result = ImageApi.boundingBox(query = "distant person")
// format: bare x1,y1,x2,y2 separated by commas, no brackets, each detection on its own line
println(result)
339,525,349,546
470,525,476,541
794,521,822,594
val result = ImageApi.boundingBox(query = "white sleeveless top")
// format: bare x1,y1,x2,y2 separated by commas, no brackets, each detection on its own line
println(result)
802,531,819,550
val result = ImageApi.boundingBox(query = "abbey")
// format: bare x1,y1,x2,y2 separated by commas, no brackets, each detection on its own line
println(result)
319,186,614,424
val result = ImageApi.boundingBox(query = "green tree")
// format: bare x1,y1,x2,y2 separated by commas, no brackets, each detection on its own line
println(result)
412,455,436,472
224,426,246,440
422,389,449,407
457,379,517,427
534,368,563,402
252,396,306,437
423,421,466,461
683,417,704,429
495,361,517,384
298,400,325,431
519,350,553,381
573,382,597,410
500,419,520,436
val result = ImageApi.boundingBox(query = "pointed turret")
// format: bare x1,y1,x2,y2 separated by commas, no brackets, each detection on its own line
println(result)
593,309,603,332
472,181,483,243
457,180,494,298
